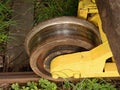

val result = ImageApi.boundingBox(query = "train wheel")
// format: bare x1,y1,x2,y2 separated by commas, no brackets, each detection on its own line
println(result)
25,16,101,81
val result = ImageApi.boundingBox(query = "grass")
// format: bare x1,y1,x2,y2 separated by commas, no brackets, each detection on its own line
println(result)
11,78,116,90
34,0,78,24
0,0,15,44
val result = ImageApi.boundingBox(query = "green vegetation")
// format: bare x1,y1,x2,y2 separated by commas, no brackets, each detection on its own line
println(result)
0,0,15,44
63,79,116,90
11,78,57,90
34,0,78,24
11,78,116,90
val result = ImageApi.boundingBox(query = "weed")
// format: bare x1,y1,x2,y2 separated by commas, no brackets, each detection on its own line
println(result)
11,78,57,90
39,78,57,90
34,0,78,24
64,78,116,90
11,78,116,90
0,0,15,44
11,83,20,90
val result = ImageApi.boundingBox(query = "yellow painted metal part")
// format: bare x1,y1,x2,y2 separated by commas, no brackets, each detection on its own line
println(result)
89,14,107,42
78,0,98,19
50,41,119,79
50,0,120,79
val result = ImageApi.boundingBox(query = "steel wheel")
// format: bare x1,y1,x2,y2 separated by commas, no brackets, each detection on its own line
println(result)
25,16,101,81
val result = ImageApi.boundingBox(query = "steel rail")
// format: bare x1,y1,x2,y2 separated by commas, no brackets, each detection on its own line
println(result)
0,72,120,85
0,72,40,84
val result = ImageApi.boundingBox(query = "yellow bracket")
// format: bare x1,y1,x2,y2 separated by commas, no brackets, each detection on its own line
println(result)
78,0,107,42
50,41,119,79
78,0,98,19
50,0,120,79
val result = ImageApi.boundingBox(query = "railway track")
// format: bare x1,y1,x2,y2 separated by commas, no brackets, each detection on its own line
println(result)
0,72,40,84
0,72,120,84
0,72,120,90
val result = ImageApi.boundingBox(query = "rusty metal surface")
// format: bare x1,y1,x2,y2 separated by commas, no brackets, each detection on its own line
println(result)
25,16,101,81
0,72,120,85
96,0,120,73
0,72,39,84
25,16,101,55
